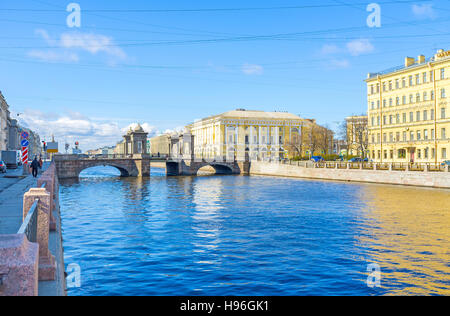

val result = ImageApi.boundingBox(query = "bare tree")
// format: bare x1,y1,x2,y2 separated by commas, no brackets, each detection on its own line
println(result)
346,116,368,158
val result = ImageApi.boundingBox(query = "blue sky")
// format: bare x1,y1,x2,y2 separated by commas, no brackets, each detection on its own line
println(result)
1,0,450,150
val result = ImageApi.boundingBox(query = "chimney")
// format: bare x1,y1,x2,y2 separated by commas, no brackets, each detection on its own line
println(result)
405,57,415,67
418,55,425,64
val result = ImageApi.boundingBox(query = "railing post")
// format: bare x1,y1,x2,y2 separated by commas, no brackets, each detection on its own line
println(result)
445,165,449,172
23,188,56,281
0,235,39,296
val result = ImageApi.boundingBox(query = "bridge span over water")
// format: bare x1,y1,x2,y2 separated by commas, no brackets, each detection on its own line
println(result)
53,154,250,179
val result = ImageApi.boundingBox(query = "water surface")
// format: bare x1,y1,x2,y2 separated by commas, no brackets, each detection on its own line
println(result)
60,167,450,296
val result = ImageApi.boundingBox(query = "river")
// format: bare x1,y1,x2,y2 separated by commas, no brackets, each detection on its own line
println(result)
59,167,450,296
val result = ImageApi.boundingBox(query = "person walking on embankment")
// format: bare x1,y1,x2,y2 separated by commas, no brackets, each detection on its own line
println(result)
30,156,40,178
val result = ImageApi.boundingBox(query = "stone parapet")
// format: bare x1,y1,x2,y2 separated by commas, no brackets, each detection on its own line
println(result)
0,234,39,296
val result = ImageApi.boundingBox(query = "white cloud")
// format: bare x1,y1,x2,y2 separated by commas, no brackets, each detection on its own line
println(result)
27,50,79,62
17,110,157,151
412,4,435,19
242,63,264,75
29,29,127,63
60,32,126,59
320,44,340,55
346,39,374,56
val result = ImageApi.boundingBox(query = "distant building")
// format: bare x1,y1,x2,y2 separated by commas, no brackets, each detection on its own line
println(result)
186,109,304,161
0,91,10,151
149,134,172,157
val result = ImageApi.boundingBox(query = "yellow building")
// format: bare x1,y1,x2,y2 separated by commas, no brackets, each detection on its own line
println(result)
187,109,304,161
366,49,450,164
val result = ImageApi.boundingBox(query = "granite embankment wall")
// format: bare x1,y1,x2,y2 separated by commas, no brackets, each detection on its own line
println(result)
249,161,450,189
0,163,66,296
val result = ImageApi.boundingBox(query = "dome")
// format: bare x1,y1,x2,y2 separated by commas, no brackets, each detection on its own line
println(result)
134,124,145,133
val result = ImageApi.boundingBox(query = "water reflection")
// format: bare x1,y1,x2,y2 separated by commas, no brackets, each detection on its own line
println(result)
360,185,450,295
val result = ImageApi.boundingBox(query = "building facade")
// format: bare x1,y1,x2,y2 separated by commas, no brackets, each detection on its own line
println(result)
346,115,368,157
0,91,10,151
186,109,304,161
366,49,450,164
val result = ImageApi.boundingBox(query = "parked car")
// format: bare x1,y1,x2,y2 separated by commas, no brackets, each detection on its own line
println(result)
311,156,325,162
0,161,6,173
441,160,450,166
349,157,363,163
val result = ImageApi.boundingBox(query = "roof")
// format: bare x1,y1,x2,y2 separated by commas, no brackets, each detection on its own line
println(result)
194,110,302,123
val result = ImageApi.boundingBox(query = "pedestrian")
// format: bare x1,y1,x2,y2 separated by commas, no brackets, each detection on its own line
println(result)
39,156,43,169
30,156,40,178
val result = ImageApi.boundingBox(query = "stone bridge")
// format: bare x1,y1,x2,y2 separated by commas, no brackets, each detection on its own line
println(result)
166,158,250,176
54,154,151,179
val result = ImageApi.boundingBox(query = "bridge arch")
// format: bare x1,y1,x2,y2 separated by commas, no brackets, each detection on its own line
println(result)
76,161,134,178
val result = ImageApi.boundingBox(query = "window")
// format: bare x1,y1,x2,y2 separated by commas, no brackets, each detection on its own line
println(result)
441,68,445,80
430,70,434,81
383,83,387,92
402,77,406,88
376,83,380,93
396,97,400,106
383,116,387,125
383,133,387,143
402,95,406,105
396,79,400,89
410,112,414,122
416,74,420,85
398,149,406,159
384,150,388,159
432,148,435,158
371,102,374,110
432,129,435,140
417,131,421,141
416,93,421,102
377,116,380,126
383,99,387,107
418,149,422,159
389,133,394,142
370,85,374,94
423,92,428,101
389,98,393,107
396,132,400,142
416,111,421,121
409,76,413,86
410,131,414,141
372,135,375,144
443,148,447,159
389,81,392,90
423,72,427,83
442,108,446,119
403,113,407,123
431,109,435,120
377,133,381,143
403,131,407,142
377,100,380,109
371,117,375,126
442,128,447,139
396,114,400,124
409,94,414,104
441,88,446,98
389,115,393,124
425,148,429,159
245,135,249,144
431,90,435,100
390,150,394,159
424,130,429,140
